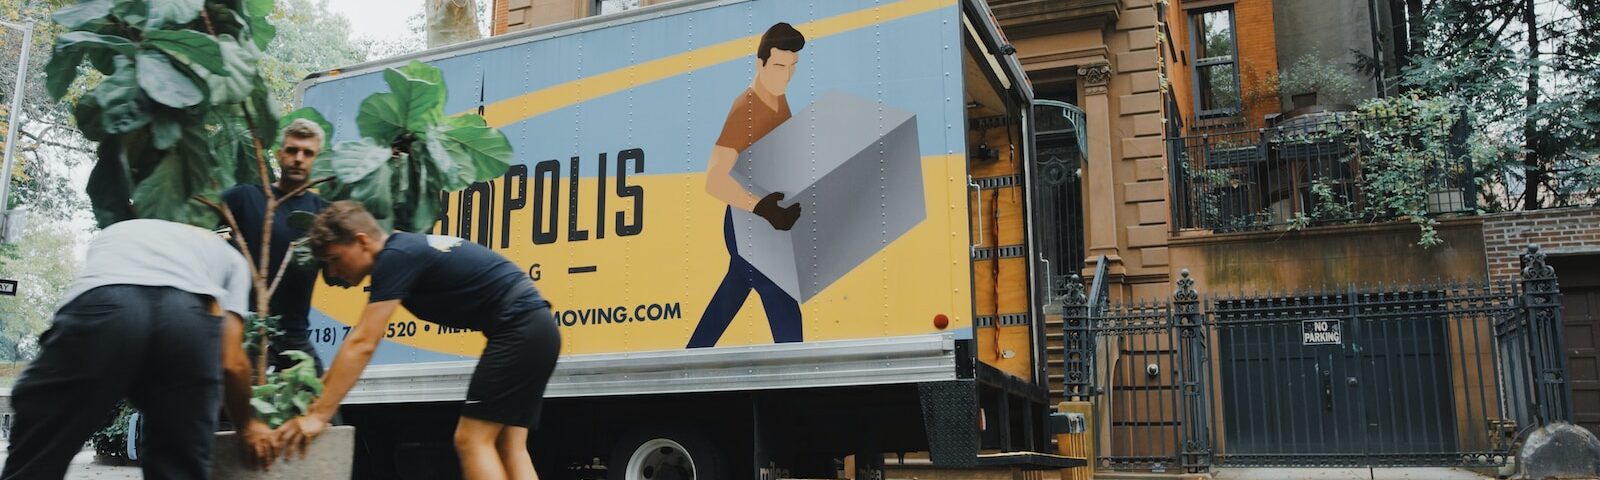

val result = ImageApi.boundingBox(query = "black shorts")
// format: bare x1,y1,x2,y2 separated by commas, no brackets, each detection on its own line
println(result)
462,306,561,429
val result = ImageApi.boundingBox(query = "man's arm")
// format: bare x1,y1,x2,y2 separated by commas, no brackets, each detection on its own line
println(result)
705,145,802,231
221,311,277,470
704,145,761,211
277,299,399,457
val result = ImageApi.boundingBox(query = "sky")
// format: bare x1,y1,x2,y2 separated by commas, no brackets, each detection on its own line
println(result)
327,0,428,43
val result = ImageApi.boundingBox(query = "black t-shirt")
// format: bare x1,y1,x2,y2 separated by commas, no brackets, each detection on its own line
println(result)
222,185,330,332
368,232,548,330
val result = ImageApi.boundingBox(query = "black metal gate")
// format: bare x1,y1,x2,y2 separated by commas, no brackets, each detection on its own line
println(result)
1060,245,1574,472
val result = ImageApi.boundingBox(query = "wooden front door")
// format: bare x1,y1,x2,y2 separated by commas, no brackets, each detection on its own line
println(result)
1552,254,1600,436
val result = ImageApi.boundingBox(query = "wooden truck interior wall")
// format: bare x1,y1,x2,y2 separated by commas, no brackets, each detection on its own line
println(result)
964,43,1034,383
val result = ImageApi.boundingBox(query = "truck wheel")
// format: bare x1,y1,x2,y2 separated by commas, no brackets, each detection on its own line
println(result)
608,427,724,480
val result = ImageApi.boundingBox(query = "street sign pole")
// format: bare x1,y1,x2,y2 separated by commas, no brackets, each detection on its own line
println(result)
0,21,35,244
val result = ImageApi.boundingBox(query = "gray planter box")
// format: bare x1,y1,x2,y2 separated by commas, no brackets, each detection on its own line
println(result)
212,425,354,479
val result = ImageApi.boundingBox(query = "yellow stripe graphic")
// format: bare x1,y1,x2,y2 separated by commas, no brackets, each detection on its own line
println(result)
480,0,956,128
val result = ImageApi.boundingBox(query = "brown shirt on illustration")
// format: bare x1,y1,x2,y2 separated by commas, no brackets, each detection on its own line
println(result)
715,87,792,153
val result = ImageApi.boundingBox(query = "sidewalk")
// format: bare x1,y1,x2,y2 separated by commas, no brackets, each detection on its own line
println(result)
0,440,144,479
1212,467,1494,480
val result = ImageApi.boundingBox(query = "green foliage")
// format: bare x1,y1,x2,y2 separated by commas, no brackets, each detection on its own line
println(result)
1353,95,1466,247
240,311,281,362
256,0,366,113
0,222,81,362
1276,53,1359,106
1392,0,1600,209
46,0,282,228
313,60,513,233
90,401,135,460
251,350,324,428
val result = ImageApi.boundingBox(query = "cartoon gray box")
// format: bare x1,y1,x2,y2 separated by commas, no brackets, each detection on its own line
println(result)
729,91,925,303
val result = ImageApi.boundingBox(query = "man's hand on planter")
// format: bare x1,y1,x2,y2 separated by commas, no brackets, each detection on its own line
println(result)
276,414,331,460
241,419,279,470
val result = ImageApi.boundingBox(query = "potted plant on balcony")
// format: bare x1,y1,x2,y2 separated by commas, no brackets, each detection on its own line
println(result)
1277,53,1358,111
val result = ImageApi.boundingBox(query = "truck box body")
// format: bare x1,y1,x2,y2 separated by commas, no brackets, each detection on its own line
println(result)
296,0,1076,476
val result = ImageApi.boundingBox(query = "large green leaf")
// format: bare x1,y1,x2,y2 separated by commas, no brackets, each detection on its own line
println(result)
150,111,183,150
92,62,152,134
86,49,118,74
87,141,135,228
44,48,85,100
242,0,276,49
52,0,113,30
244,85,278,147
201,38,257,104
347,167,394,228
320,139,392,183
109,0,147,27
208,111,270,187
418,129,472,191
291,391,312,414
398,183,441,233
394,60,445,88
56,31,136,57
130,127,219,227
293,365,320,390
440,123,513,183
250,397,278,416
251,383,281,398
356,92,406,144
73,94,108,141
383,62,446,132
143,30,225,77
145,0,202,29
356,62,448,142
445,114,486,129
135,51,205,108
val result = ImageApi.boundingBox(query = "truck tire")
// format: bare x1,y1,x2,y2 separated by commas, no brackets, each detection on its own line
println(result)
608,426,725,480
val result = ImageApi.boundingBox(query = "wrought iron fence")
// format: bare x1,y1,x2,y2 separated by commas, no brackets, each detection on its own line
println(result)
1168,111,1475,233
1060,245,1572,472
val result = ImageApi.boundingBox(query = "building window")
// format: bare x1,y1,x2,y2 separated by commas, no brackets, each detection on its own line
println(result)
593,0,641,16
1190,8,1239,117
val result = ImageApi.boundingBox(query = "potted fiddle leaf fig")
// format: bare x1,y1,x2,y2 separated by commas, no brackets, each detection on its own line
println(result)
45,0,510,476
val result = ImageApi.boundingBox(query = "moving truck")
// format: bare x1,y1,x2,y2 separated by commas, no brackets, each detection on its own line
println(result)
297,0,1083,477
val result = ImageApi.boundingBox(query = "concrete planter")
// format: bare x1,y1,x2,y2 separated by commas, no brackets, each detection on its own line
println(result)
212,425,354,479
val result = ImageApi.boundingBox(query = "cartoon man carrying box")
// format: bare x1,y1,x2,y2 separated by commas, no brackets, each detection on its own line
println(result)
688,22,807,348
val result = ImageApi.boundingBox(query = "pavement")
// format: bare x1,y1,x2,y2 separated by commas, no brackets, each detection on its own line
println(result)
0,440,145,479
1212,467,1495,480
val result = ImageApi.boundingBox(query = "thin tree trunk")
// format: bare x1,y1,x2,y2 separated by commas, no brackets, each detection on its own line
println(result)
426,0,481,48
1522,0,1542,210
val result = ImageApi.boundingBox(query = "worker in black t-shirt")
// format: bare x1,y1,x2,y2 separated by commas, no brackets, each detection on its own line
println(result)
222,118,332,373
276,201,558,480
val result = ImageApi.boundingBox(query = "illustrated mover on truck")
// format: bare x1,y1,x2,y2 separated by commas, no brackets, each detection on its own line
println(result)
297,0,1085,478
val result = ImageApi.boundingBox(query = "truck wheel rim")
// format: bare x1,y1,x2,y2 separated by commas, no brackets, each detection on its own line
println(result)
626,438,695,480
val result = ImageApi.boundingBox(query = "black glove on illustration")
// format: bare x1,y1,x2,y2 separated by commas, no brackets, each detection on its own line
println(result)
753,192,802,231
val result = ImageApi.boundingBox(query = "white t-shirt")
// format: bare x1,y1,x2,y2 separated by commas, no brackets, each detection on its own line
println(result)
57,219,253,317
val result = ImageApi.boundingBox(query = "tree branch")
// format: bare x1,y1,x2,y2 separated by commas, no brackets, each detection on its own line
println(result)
278,176,334,202
18,130,93,154
196,196,258,278
197,195,271,385
266,240,299,299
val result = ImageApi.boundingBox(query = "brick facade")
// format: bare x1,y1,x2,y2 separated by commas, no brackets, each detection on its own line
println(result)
1482,207,1600,281
1165,0,1281,131
494,0,674,33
